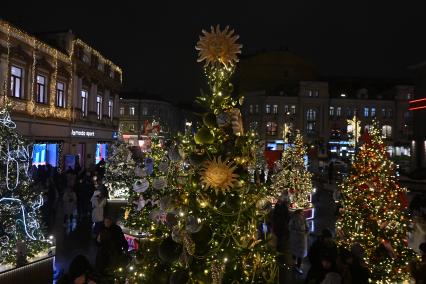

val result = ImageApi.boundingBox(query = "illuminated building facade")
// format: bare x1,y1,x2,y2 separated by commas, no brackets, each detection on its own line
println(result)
0,20,122,170
238,50,414,171
118,92,192,151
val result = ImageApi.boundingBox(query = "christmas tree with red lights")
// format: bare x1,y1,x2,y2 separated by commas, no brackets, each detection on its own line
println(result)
336,124,416,283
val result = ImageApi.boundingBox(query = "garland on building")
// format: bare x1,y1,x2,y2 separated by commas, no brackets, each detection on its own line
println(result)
336,124,416,283
0,103,50,267
114,25,276,284
272,130,313,209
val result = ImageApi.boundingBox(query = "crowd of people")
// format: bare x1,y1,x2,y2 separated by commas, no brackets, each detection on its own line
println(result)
31,160,129,284
32,159,426,284
268,191,426,284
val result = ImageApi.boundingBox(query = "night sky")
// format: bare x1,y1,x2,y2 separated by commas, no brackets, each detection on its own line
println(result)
2,1,426,102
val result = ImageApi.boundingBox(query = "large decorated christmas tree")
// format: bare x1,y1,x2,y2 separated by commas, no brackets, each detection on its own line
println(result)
336,124,416,283
272,130,313,209
0,104,50,267
115,25,277,284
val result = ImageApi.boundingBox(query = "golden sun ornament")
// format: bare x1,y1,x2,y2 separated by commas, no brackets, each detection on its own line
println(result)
196,25,242,68
200,156,239,194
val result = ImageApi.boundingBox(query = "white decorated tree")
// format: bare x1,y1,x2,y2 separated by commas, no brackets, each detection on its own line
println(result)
104,141,137,199
0,104,49,267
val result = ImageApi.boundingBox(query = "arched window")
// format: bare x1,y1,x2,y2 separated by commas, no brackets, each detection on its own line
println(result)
306,109,316,121
382,125,392,138
266,122,278,135
364,125,372,132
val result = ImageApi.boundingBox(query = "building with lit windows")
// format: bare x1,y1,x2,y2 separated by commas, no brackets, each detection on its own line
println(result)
237,49,414,171
118,92,187,150
0,20,122,170
410,60,426,169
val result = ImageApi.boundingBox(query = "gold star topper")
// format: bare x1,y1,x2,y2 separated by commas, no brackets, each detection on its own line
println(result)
196,25,242,68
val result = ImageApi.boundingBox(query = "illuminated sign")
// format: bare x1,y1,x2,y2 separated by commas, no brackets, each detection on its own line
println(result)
409,98,426,111
71,129,95,137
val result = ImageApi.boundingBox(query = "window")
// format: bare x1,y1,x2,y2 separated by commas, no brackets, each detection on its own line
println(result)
346,107,352,118
329,106,335,117
407,93,412,100
96,95,103,120
56,82,65,107
130,106,136,116
108,100,113,119
119,107,125,116
10,65,23,98
387,108,393,118
308,90,313,97
291,105,296,115
336,107,341,117
371,107,376,117
364,107,369,117
36,75,47,103
284,105,289,114
255,104,259,113
266,122,278,135
81,90,88,117
306,122,316,133
249,105,253,114
265,104,271,114
142,106,148,116
382,125,392,138
306,109,316,121
364,125,372,132
130,123,135,131
314,89,319,97
272,104,278,114
381,108,386,118
82,52,90,63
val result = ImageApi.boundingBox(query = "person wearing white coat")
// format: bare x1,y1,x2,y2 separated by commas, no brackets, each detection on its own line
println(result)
91,190,106,235
289,209,309,274
63,187,77,224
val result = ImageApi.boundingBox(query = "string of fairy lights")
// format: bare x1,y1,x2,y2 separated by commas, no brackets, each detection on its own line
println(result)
0,19,122,120
336,123,417,283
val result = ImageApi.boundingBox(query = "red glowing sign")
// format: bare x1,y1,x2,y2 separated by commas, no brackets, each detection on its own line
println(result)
409,98,426,111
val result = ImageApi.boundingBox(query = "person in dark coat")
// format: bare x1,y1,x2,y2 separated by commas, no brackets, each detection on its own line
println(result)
95,216,128,274
308,229,338,269
305,254,340,284
95,158,106,178
272,199,290,253
57,254,98,284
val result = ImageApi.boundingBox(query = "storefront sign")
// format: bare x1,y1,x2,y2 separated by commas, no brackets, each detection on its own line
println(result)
71,129,95,137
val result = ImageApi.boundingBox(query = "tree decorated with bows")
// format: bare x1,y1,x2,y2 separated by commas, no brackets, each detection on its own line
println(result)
272,130,313,209
115,25,277,284
336,124,416,283
0,104,50,267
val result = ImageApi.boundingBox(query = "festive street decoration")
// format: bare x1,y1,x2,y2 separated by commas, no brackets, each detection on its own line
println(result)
272,130,314,210
104,141,137,199
115,26,277,284
347,115,361,147
200,156,239,193
195,25,242,68
0,104,50,267
336,124,416,283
